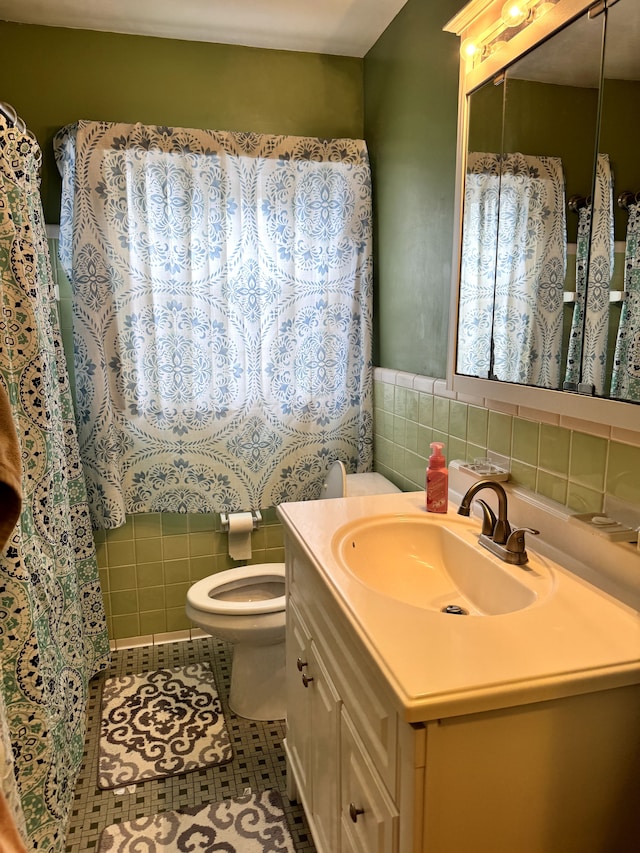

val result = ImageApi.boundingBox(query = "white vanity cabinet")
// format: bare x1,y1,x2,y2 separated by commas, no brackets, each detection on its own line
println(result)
285,534,412,853
280,495,640,853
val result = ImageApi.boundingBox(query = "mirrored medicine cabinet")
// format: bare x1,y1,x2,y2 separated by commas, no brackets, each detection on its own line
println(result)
445,0,640,431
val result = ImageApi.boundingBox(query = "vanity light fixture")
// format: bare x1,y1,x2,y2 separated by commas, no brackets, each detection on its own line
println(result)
460,0,557,66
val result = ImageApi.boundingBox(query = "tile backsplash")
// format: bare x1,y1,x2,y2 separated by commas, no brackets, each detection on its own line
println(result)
96,509,284,641
373,367,640,514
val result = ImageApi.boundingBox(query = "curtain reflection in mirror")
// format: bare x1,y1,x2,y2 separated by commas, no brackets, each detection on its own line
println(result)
564,154,614,396
457,152,501,379
458,152,566,387
611,200,640,401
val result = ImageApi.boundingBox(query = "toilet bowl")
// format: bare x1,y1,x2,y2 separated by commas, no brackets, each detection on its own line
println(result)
186,563,286,721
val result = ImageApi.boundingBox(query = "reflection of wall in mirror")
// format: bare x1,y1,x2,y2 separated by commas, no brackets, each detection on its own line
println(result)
599,79,640,242
467,81,503,156
501,79,599,245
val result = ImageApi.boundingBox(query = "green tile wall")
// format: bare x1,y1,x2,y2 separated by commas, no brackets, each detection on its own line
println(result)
96,509,284,641
373,372,640,518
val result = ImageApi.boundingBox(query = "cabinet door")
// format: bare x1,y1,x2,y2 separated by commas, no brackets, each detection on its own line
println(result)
308,640,341,853
287,598,341,853
340,708,399,853
286,598,312,799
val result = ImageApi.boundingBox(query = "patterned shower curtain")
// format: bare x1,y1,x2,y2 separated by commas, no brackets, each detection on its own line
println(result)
0,116,110,850
54,121,373,530
564,154,614,395
458,152,566,387
610,201,640,401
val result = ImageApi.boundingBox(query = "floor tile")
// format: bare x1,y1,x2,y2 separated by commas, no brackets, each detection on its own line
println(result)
64,636,316,852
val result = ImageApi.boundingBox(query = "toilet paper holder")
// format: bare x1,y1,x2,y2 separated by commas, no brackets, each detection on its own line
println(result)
220,510,262,531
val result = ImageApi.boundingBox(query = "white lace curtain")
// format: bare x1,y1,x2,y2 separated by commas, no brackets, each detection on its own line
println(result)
458,152,566,388
55,122,373,529
611,201,640,402
457,153,500,379
564,154,614,396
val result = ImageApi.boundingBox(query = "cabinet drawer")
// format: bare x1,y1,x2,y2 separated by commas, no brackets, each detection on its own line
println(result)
340,707,399,853
288,541,399,791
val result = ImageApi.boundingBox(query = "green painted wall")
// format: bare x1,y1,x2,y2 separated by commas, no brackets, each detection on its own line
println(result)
364,0,461,377
0,21,363,223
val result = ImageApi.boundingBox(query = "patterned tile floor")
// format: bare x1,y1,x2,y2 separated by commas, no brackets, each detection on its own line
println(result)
64,636,317,852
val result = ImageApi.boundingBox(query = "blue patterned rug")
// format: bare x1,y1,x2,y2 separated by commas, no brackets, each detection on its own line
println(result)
98,663,232,789
97,789,295,852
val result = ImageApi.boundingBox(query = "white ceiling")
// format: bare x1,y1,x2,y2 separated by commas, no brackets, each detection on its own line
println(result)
0,0,410,57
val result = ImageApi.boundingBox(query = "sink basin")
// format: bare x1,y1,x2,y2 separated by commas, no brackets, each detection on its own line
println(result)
332,515,548,615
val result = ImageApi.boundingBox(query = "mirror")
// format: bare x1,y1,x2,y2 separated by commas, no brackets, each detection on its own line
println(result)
600,0,640,403
457,0,640,406
502,13,606,392
457,7,605,392
448,0,640,429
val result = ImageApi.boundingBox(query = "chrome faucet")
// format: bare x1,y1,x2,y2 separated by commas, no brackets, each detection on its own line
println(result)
457,479,539,565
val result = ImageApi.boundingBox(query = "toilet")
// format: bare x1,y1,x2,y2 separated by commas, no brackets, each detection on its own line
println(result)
186,563,287,721
185,461,400,722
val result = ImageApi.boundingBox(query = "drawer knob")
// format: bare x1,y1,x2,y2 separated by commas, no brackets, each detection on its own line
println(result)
349,802,365,823
296,657,308,672
301,673,314,688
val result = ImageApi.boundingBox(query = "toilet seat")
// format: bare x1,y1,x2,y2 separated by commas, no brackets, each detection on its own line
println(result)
187,563,286,616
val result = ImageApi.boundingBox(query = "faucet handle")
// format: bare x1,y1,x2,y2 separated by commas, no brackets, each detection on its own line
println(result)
492,517,512,546
506,527,540,554
475,501,510,544
476,499,497,537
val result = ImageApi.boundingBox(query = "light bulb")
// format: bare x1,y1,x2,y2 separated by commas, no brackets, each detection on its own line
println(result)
484,38,508,58
532,1,555,20
460,38,480,62
501,0,529,27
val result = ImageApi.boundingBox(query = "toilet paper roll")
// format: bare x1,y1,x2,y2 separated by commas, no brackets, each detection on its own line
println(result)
227,511,254,560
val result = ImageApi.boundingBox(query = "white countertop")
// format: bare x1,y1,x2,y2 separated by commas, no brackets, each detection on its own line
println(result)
278,491,640,723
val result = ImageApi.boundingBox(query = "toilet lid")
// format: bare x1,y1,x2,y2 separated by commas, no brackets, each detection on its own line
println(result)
187,563,286,615
322,460,347,499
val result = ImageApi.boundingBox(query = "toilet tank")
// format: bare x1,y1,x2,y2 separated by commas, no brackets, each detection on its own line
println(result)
321,460,401,499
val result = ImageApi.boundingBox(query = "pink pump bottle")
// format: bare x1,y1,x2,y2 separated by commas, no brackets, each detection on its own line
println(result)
426,441,448,513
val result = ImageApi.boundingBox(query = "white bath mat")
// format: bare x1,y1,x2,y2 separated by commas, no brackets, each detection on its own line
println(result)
97,789,295,852
98,663,232,789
